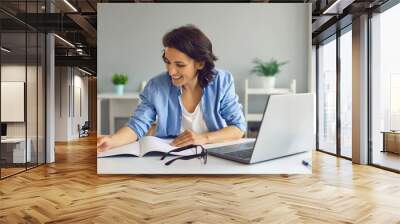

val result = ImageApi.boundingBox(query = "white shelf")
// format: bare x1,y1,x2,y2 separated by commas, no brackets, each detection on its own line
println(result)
247,113,263,122
97,92,141,135
247,88,291,95
1,138,32,163
244,79,294,125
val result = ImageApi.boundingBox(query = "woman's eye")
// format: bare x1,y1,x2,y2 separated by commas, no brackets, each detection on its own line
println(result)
177,64,185,68
162,57,170,64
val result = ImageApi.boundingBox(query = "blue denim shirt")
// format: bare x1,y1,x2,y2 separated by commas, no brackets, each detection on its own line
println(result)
127,69,247,139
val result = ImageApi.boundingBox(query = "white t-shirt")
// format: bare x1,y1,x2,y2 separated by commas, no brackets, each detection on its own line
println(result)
180,99,209,134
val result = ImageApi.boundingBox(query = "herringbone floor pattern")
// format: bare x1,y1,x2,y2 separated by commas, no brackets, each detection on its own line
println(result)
1,135,400,223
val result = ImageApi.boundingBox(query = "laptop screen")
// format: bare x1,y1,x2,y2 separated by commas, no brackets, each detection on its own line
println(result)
249,93,315,163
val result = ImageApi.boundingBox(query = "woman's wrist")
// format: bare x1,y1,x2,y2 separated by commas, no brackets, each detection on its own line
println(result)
201,126,243,145
108,135,118,148
202,133,211,144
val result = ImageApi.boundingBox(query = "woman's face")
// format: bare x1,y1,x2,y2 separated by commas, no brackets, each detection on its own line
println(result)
163,47,204,87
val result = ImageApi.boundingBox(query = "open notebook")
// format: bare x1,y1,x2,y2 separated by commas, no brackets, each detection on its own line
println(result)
97,137,256,158
97,136,198,158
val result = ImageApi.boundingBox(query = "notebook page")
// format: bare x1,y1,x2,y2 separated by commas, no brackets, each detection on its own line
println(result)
139,136,198,156
97,141,140,158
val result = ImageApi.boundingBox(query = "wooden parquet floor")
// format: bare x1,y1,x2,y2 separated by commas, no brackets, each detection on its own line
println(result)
1,135,400,224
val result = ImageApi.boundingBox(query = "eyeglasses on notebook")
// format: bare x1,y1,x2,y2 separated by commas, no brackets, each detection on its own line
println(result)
160,144,207,166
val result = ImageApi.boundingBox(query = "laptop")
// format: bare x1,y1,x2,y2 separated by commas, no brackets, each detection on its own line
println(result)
207,93,315,164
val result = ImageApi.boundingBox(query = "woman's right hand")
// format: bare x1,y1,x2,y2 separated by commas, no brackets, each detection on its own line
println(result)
97,127,139,154
97,135,115,153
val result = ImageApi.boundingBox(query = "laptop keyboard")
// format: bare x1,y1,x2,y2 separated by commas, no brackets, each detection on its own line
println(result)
224,149,253,159
207,141,255,161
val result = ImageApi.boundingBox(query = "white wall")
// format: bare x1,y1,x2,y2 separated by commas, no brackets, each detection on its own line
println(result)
55,67,89,141
72,73,89,138
1,65,39,137
98,3,311,95
55,67,68,141
98,3,311,132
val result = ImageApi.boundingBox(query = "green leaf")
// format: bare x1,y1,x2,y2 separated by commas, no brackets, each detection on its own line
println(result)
112,73,129,85
250,58,288,77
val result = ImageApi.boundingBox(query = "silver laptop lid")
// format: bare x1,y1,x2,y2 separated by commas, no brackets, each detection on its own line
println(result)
250,93,315,163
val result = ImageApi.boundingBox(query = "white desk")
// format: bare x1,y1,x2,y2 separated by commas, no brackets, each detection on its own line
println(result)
1,138,31,163
97,138,312,175
97,92,140,135
97,152,311,174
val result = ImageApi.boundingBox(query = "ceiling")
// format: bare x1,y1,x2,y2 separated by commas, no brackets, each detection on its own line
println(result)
0,0,391,75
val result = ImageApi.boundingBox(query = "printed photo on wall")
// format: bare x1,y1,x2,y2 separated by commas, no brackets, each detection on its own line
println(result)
96,3,314,174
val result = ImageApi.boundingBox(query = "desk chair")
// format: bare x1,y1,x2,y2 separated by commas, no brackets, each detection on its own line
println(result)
78,121,90,138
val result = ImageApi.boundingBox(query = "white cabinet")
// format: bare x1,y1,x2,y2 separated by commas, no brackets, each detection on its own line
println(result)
1,138,32,163
244,79,293,123
97,92,140,135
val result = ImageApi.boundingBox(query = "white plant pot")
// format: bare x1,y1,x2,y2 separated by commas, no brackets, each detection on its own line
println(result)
248,76,263,88
114,84,125,95
262,76,276,89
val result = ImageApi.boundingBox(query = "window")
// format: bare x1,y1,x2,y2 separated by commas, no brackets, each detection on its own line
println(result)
371,2,400,171
317,36,337,155
339,29,352,158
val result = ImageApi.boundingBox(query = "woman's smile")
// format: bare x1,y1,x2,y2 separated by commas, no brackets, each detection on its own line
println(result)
171,75,184,85
171,75,183,80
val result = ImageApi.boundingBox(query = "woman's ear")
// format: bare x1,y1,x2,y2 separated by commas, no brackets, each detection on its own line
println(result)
195,61,205,70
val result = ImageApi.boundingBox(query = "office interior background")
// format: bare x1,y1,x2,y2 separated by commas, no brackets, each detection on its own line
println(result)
1,0,399,178
0,0,400,222
0,0,97,179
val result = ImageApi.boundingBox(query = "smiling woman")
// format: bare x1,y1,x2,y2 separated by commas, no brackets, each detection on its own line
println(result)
162,25,217,89
97,25,246,153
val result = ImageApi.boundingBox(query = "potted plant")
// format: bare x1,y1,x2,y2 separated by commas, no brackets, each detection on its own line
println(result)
251,58,288,89
112,73,128,95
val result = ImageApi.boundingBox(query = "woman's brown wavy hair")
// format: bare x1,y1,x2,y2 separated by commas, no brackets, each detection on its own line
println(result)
162,24,218,88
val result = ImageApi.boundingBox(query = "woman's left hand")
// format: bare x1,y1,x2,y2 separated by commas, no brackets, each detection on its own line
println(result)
171,129,208,147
